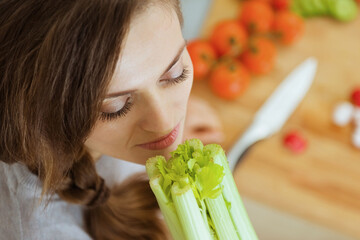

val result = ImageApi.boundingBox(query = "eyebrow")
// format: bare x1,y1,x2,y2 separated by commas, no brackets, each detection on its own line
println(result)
105,41,187,99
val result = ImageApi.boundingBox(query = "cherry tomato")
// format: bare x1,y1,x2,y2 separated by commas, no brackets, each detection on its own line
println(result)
241,37,276,75
283,131,307,154
209,59,250,100
187,40,217,80
210,19,248,57
272,0,290,10
351,87,360,107
273,10,304,45
239,1,275,34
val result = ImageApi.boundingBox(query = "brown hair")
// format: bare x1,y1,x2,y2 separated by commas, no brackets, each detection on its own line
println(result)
0,0,181,239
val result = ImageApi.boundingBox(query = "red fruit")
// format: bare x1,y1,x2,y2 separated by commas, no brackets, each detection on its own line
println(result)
239,1,275,33
209,59,250,100
273,10,304,45
210,20,248,57
283,131,307,154
272,0,290,10
187,40,217,80
241,37,276,75
351,88,360,106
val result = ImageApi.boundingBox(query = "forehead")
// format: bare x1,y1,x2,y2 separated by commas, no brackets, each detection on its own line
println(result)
109,5,183,92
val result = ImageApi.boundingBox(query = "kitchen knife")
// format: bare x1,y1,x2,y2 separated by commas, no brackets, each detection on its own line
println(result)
227,57,318,171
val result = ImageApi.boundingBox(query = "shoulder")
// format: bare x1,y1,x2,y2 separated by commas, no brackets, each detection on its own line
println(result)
0,162,23,239
0,162,92,240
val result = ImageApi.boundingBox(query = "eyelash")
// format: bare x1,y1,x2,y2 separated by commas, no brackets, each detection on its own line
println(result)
162,67,190,86
99,67,190,122
99,98,133,122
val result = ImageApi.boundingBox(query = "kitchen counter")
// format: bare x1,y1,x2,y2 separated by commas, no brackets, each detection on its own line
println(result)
190,0,360,238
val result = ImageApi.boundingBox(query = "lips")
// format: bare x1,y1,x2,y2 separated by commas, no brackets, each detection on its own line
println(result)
137,123,180,150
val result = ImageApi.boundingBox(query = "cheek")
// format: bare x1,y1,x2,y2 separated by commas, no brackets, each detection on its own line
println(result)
171,76,193,117
85,118,133,153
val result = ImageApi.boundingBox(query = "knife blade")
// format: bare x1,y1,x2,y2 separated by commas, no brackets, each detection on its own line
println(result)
227,57,318,171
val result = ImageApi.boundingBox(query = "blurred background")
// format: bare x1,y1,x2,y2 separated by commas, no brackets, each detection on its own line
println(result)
179,0,360,239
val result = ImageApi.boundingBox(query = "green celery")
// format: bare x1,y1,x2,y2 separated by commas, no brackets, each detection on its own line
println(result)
146,157,186,240
171,182,212,240
205,144,258,240
205,194,238,239
146,139,258,240
149,176,186,240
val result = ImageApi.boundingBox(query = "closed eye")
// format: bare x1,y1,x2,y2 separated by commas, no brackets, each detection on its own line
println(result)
99,96,133,122
161,67,190,87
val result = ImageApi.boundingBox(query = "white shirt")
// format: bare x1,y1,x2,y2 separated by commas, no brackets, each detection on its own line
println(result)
0,156,145,240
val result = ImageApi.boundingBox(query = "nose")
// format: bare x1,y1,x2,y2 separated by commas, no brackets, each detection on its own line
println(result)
138,89,174,133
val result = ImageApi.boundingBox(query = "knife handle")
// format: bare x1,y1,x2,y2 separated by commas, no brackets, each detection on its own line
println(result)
227,122,270,171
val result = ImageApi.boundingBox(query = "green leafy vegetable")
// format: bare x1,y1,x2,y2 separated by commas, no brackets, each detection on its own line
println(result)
146,139,258,240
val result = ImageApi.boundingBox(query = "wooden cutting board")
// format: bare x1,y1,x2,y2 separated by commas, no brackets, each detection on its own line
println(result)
190,0,360,238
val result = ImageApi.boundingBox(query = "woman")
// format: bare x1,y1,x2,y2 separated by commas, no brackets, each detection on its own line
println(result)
0,0,223,239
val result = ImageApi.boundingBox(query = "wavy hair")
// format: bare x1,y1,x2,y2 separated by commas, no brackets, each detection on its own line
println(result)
0,0,182,239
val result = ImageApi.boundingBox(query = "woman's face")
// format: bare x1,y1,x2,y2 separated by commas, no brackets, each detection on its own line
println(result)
85,5,193,165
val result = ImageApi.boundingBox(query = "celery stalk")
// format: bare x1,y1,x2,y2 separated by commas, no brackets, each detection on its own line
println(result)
205,144,258,240
146,157,161,179
149,176,186,240
205,194,239,240
146,139,258,240
171,182,212,240
147,157,186,240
